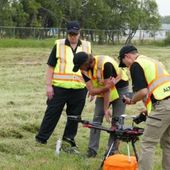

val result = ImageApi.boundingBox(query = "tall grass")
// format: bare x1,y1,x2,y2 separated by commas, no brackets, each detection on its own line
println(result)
0,43,169,169
0,38,55,48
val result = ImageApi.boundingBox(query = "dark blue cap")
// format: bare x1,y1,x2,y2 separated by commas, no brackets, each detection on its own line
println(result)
67,21,80,34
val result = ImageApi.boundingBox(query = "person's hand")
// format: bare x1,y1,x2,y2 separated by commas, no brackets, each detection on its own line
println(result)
105,79,112,89
111,74,122,85
109,77,116,85
104,109,112,123
140,109,148,116
87,92,95,102
46,85,54,100
105,77,115,90
107,76,121,87
122,95,131,104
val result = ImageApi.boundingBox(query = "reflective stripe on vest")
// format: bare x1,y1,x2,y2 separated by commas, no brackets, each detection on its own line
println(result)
135,55,170,113
97,55,105,83
53,73,84,82
53,39,91,89
145,69,170,107
86,55,119,102
57,39,91,74
58,39,66,73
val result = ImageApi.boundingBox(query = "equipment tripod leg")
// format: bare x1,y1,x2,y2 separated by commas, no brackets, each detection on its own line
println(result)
99,141,115,169
131,141,138,161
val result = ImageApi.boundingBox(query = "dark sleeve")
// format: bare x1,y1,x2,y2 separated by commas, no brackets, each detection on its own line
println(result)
47,45,57,67
104,62,129,88
82,73,91,82
103,62,117,79
130,62,148,92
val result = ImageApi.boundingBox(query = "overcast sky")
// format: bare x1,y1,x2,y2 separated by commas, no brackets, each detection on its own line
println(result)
155,0,170,16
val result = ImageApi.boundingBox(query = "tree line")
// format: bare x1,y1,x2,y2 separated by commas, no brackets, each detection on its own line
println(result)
0,0,161,43
161,16,170,24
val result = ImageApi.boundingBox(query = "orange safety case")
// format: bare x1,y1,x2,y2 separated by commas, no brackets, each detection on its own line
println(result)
103,154,138,170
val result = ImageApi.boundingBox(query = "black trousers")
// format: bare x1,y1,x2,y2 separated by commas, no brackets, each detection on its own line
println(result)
36,86,87,142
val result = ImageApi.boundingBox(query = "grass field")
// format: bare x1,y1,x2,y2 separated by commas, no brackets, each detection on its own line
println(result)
0,39,170,170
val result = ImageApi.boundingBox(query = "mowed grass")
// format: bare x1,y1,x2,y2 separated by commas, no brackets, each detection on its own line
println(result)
0,41,170,170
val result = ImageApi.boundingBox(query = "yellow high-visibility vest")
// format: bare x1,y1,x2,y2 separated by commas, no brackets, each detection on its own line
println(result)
135,55,170,113
52,39,91,89
84,55,128,102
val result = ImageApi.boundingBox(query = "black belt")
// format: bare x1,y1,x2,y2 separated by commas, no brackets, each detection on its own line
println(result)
153,96,170,106
162,96,170,101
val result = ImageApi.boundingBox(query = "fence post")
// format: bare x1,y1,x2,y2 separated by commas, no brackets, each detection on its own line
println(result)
13,27,15,38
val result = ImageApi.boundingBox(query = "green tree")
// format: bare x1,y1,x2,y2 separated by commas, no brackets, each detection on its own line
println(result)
0,0,161,43
11,1,28,27
116,0,160,44
37,0,63,27
20,0,41,27
0,0,14,26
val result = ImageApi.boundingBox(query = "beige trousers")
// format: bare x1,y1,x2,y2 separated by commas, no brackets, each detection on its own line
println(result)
139,98,170,170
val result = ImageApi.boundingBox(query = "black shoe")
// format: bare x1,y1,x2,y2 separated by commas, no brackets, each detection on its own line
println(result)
62,137,77,147
86,148,97,158
61,138,80,154
62,145,80,154
35,137,47,144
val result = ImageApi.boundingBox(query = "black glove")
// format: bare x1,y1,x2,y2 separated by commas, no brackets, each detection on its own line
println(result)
133,113,147,124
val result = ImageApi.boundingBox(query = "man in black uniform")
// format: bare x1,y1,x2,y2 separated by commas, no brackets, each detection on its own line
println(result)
73,52,129,157
118,45,170,170
35,21,91,153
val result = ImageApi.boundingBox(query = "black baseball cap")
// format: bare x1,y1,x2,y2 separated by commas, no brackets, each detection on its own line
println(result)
73,52,89,72
118,45,138,67
67,21,80,34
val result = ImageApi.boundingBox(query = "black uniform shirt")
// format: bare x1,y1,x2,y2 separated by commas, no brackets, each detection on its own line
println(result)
130,62,157,103
130,62,147,91
47,39,82,67
82,62,129,88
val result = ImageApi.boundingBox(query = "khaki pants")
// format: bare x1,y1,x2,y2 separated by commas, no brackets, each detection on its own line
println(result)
139,98,170,170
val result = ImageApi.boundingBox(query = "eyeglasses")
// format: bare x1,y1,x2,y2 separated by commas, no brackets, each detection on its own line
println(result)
68,32,79,36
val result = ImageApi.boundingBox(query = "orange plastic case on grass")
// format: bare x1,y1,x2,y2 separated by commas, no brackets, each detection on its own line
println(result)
103,154,138,170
